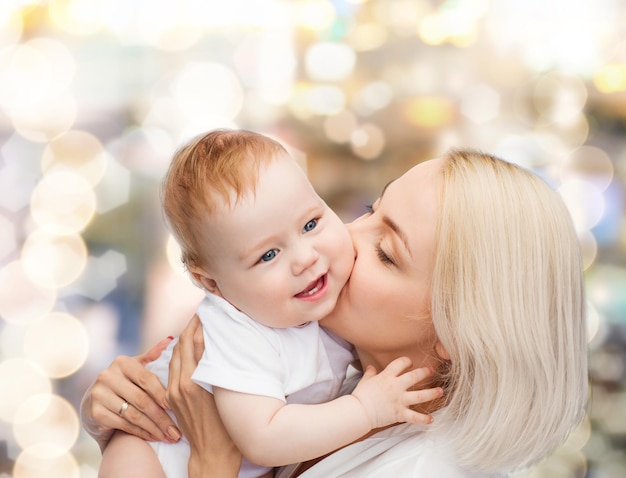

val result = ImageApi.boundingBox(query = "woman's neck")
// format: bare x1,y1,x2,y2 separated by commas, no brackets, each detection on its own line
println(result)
355,347,447,415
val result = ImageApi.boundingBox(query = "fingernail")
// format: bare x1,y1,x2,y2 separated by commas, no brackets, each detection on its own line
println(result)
168,426,181,441
167,336,174,340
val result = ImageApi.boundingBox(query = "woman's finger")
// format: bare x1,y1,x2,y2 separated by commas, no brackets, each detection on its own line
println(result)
97,354,180,442
138,336,174,366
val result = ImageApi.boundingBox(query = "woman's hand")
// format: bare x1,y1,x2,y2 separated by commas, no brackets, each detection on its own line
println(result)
80,337,181,451
167,315,242,478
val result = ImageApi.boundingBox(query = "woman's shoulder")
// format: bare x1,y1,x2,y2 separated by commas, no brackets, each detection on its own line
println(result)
283,423,503,478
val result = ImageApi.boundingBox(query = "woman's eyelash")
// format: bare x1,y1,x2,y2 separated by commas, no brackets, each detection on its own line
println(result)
364,204,374,213
376,244,395,265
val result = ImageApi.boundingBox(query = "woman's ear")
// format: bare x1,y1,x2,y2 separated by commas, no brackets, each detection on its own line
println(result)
435,340,451,361
189,267,222,298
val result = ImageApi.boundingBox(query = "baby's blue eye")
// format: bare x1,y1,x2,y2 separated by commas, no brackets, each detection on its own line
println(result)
260,250,277,262
303,219,317,232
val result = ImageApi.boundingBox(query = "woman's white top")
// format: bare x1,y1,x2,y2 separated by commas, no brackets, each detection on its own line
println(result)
277,422,503,478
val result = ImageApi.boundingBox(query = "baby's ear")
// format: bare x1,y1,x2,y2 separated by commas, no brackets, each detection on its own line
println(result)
189,268,222,297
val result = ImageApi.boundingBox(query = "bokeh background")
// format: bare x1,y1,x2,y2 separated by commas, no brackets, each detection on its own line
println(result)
0,0,625,476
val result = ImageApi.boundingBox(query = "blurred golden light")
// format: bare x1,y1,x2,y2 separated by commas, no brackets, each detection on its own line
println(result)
12,91,77,142
23,312,89,377
598,389,626,434
586,300,601,344
289,83,315,120
14,394,80,452
565,145,614,192
0,213,17,261
405,96,455,128
348,22,388,51
352,81,393,115
293,0,336,30
0,261,56,325
92,152,131,213
0,358,52,423
41,130,108,186
30,171,96,235
350,123,386,160
418,10,478,47
558,178,605,232
22,230,87,288
521,449,587,478
0,5,24,46
305,42,356,82
373,0,421,36
1,322,28,359
533,73,588,125
578,229,598,271
552,114,590,150
48,0,104,35
460,83,500,124
0,38,75,111
173,62,244,133
563,415,592,452
323,110,358,143
134,0,203,51
13,445,79,478
593,63,626,93
233,31,296,105
418,13,448,46
306,85,346,115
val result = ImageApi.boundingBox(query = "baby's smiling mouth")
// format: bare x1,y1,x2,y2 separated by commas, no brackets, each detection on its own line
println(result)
295,274,326,298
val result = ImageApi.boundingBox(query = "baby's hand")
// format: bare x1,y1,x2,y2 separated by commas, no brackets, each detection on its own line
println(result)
351,357,443,429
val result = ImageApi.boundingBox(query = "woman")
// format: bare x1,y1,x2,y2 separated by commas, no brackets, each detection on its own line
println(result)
81,150,588,476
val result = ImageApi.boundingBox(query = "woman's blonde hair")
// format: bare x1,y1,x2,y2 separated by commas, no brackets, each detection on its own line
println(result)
161,129,286,269
431,149,588,473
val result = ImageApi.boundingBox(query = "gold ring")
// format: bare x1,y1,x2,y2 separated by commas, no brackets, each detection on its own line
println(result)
118,401,129,416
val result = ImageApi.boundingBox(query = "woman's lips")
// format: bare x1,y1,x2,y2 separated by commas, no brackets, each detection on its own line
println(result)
295,274,327,301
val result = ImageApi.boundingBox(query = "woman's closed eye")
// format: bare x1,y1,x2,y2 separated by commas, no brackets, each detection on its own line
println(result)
376,243,395,266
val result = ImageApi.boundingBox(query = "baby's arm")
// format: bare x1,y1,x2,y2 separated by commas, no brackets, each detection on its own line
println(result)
98,431,166,478
213,356,442,467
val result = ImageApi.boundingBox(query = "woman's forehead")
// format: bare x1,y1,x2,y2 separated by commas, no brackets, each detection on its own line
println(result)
380,158,442,257
383,157,443,202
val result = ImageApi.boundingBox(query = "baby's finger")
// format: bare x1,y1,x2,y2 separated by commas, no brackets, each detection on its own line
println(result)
404,387,444,406
361,364,378,380
381,356,413,376
401,409,435,426
399,366,434,387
